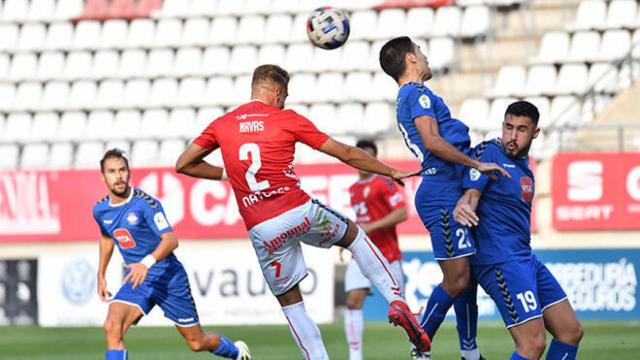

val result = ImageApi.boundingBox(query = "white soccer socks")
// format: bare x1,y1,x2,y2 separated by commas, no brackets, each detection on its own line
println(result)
344,309,364,360
347,229,403,304
282,301,329,360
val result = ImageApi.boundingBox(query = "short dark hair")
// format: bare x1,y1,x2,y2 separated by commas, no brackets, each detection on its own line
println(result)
379,36,415,82
252,64,290,90
505,100,540,127
356,139,378,157
100,148,129,173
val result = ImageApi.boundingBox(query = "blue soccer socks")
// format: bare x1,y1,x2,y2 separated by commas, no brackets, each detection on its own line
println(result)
105,349,128,360
546,339,578,360
211,335,240,358
420,284,455,340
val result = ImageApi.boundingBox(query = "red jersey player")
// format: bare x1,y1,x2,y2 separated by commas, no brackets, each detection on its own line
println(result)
344,139,408,360
176,65,430,359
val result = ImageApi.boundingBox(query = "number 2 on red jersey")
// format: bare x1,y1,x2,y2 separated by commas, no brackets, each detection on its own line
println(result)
239,143,270,191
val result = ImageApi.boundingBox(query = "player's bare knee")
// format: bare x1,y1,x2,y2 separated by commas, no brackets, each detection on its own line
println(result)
443,274,470,297
103,318,121,337
559,322,584,345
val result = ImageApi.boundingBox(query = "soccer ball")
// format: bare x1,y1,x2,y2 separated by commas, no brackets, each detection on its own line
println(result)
306,6,350,50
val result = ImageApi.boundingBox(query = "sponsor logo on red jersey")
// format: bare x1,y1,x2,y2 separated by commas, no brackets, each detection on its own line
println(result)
263,216,311,254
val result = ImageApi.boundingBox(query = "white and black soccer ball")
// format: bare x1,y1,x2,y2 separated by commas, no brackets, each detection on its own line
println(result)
306,6,350,50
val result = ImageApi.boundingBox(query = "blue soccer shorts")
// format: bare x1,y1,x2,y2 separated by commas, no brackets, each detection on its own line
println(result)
112,264,199,327
472,254,567,328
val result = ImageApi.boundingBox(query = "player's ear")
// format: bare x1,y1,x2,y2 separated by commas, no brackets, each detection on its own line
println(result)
532,127,540,139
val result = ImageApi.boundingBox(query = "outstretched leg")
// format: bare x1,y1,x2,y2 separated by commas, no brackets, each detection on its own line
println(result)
176,324,251,359
103,302,143,360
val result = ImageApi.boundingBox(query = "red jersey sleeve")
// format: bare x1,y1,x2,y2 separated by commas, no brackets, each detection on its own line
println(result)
380,178,406,210
192,120,220,150
290,111,330,150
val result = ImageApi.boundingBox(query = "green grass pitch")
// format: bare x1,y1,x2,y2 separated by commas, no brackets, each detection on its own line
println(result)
0,321,637,359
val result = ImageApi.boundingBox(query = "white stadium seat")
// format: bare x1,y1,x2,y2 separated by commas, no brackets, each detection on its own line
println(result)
344,72,372,102
216,0,245,16
532,31,570,64
285,43,314,73
68,80,98,110
458,98,490,130
227,45,258,75
202,46,231,75
339,41,371,71
315,73,345,103
148,79,178,108
56,112,87,141
406,7,434,37
28,0,57,22
75,141,105,169
71,21,101,50
48,143,74,169
460,6,490,39
126,19,155,49
209,16,238,45
158,0,190,18
0,84,14,112
176,77,205,107
350,10,377,41
597,30,632,62
29,112,59,143
555,64,589,95
264,14,293,44
287,73,316,103
428,37,455,71
63,51,93,80
8,53,37,81
99,20,128,50
335,103,364,135
2,113,32,142
229,75,251,107
92,50,120,79
589,63,618,93
568,0,607,31
158,139,186,166
568,31,601,62
602,0,637,30
204,77,234,106
139,109,169,139
431,6,461,37
195,107,224,135
236,15,266,44
54,0,84,20
491,65,527,97
550,96,581,126
0,53,8,79
123,79,151,109
84,111,114,140
0,144,19,169
289,13,309,43
131,140,160,167
154,19,183,48
257,44,286,67
96,80,126,109
167,108,197,138
312,46,343,73
189,0,217,17
45,22,74,50
181,18,210,47
0,24,19,52
12,82,42,112
375,9,406,39
36,52,65,80
111,110,142,140
146,48,175,77
2,0,29,21
174,47,202,77
17,23,46,51
118,50,147,78
487,98,518,130
524,65,557,96
309,104,337,134
363,102,393,135
105,141,130,155
524,96,551,128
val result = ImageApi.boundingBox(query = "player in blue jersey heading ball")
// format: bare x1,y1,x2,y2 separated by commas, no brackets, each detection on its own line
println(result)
454,101,583,360
92,149,252,360
379,36,511,360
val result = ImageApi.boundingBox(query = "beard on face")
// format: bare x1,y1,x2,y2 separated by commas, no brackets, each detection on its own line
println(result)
111,182,129,197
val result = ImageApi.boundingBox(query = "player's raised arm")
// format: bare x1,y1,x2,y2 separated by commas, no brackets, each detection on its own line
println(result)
360,207,408,234
318,138,420,184
175,142,226,180
415,115,510,180
98,234,115,302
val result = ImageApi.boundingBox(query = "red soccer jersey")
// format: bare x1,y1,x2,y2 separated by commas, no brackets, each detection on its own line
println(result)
193,100,330,229
349,175,405,262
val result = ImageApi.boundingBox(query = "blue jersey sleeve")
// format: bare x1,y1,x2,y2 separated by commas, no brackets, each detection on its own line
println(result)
140,200,173,238
92,207,109,237
408,86,437,120
462,142,498,192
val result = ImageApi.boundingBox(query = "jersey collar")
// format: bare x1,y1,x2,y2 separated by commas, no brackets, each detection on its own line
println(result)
109,188,134,207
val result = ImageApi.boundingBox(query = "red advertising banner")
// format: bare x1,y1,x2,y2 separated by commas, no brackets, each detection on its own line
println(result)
552,153,640,230
1,161,434,242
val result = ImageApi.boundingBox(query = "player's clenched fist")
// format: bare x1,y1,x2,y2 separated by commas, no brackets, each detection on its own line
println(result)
97,277,112,302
